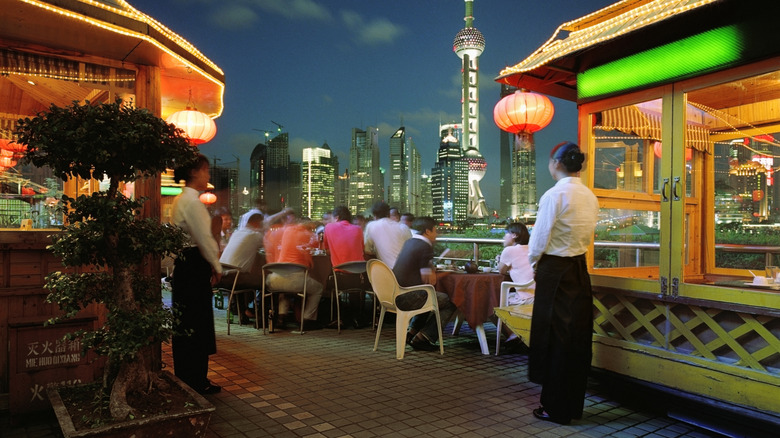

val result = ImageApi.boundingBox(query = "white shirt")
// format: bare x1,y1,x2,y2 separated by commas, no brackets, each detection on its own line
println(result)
237,208,262,229
219,227,264,272
499,244,534,284
364,217,411,269
172,187,222,274
528,177,599,269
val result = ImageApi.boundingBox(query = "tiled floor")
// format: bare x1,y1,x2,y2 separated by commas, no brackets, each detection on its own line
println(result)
2,298,728,438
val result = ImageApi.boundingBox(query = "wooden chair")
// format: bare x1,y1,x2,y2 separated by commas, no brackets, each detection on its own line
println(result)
495,279,535,355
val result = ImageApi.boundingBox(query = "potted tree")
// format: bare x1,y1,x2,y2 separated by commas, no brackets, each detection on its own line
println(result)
15,98,214,436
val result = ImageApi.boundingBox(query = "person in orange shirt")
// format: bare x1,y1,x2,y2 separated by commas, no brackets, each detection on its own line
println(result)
262,209,296,264
266,217,324,329
323,206,370,328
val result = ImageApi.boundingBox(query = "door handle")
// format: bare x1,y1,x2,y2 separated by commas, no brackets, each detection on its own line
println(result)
662,178,669,202
672,176,681,201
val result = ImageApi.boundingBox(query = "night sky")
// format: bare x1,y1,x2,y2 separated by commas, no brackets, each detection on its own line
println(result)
126,0,616,208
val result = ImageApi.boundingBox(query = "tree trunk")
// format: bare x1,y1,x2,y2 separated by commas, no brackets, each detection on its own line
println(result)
109,350,156,419
108,264,158,419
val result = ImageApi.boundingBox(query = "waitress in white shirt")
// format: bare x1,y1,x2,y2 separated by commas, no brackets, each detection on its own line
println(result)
171,154,223,395
527,142,599,425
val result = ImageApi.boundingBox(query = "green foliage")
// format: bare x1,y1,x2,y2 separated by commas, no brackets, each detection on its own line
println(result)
715,224,780,268
50,193,187,269
438,227,504,264
14,99,198,377
17,99,196,187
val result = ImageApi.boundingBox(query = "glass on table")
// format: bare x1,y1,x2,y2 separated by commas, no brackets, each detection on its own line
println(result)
766,266,779,283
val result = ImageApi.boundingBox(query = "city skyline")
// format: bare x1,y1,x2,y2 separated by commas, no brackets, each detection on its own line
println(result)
126,0,616,210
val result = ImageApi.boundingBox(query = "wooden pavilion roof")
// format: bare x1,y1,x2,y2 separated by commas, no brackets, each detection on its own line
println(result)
0,0,224,121
494,0,723,101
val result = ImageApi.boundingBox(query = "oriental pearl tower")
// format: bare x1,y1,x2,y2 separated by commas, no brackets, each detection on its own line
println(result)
453,0,489,218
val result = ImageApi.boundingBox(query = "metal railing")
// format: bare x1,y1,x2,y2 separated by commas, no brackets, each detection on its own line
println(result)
436,237,502,266
436,237,780,269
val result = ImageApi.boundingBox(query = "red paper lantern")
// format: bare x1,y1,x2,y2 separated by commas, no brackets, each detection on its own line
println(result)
0,156,17,168
0,138,26,153
199,192,217,205
493,90,554,134
166,108,217,145
653,141,693,161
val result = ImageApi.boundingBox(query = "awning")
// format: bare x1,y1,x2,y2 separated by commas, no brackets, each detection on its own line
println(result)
598,104,712,154
495,0,721,101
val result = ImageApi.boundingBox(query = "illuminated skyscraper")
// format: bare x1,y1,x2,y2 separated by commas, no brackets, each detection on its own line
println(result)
406,138,423,216
249,132,289,213
209,160,239,218
388,126,424,215
349,127,382,215
497,84,537,221
432,125,468,223
302,143,335,220
453,0,488,218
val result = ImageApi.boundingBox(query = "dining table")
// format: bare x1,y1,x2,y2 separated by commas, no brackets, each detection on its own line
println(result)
436,270,508,355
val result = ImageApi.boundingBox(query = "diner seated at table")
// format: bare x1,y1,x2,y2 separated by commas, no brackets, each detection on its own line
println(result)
495,222,536,347
393,217,457,351
400,212,415,233
263,209,297,264
498,222,535,293
265,214,324,330
216,213,265,323
323,205,370,328
364,201,411,269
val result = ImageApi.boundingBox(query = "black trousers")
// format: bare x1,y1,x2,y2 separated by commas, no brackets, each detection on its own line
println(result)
529,254,593,422
172,248,217,391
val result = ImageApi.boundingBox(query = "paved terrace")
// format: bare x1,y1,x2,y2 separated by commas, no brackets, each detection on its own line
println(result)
2,294,742,438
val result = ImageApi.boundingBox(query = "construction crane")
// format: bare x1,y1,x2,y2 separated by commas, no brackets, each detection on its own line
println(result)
252,128,273,143
271,121,284,132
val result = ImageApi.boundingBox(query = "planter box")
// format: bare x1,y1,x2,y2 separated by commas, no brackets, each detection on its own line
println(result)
47,371,215,438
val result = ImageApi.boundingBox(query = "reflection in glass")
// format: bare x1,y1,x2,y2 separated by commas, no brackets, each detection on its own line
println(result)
592,99,661,194
594,208,660,269
686,70,780,270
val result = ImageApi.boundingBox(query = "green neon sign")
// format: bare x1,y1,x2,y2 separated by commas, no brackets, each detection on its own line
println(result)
161,186,182,196
578,24,744,99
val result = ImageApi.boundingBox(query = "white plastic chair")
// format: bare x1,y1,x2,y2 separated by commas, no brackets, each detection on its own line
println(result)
495,280,535,355
260,262,309,335
218,263,259,335
366,259,444,359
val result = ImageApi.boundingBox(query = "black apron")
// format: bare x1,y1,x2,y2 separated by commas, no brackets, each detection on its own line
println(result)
171,247,217,390
529,253,593,421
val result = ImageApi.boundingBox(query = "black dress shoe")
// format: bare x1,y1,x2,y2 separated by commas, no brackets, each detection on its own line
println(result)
198,383,222,395
406,332,414,345
532,407,570,425
410,338,438,351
